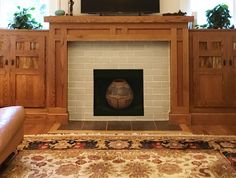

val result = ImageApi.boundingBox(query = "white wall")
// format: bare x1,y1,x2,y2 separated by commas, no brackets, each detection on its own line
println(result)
160,0,191,14
55,0,189,16
234,0,236,26
161,0,179,14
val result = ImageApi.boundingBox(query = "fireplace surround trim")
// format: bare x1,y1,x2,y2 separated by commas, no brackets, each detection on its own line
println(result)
45,15,194,124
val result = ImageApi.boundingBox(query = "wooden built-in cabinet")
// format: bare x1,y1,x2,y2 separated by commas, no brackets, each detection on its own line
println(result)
2,19,235,126
0,30,46,107
190,30,236,124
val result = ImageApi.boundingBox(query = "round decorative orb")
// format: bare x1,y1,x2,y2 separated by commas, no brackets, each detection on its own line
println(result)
106,79,134,110
55,9,65,16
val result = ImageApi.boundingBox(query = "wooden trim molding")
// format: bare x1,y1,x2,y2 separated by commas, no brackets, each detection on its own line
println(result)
45,16,194,24
191,113,236,125
45,15,194,124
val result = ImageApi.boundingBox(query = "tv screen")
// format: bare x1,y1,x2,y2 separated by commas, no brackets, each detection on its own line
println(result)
81,0,160,14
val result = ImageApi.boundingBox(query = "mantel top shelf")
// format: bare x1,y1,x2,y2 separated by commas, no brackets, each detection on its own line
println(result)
44,15,194,24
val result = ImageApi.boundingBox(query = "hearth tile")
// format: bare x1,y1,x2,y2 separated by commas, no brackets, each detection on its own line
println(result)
59,121,83,130
107,121,131,130
155,121,181,131
131,121,157,130
82,121,107,130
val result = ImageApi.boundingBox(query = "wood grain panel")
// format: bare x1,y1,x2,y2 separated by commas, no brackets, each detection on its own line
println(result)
14,74,45,107
0,34,11,106
197,74,224,107
0,71,10,106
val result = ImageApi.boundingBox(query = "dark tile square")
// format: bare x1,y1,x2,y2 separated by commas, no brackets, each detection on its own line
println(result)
59,121,83,130
107,121,131,130
155,121,181,131
131,121,157,130
82,121,107,130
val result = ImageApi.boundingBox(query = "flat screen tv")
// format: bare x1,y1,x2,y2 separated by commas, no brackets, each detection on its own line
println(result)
81,0,160,15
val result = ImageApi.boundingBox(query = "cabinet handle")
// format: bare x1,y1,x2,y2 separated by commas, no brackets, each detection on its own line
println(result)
16,59,19,68
11,59,14,66
5,59,8,66
229,59,233,66
223,59,226,66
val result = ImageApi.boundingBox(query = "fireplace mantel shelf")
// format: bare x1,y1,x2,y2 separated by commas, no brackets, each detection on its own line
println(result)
45,15,194,24
46,15,193,124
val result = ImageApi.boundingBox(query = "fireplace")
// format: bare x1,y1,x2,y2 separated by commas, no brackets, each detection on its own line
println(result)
68,41,170,121
94,69,144,116
45,16,193,124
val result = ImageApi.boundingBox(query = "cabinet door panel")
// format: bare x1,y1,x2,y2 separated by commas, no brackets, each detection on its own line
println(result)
12,35,45,107
0,36,11,106
191,31,236,109
192,32,227,107
227,34,236,106
0,69,11,106
14,74,45,107
223,68,236,106
196,73,224,107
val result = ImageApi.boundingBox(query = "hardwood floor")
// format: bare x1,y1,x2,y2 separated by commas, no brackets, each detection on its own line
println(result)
24,122,61,135
23,121,236,135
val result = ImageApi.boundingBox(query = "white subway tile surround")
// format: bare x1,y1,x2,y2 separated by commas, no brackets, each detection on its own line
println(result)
68,41,170,121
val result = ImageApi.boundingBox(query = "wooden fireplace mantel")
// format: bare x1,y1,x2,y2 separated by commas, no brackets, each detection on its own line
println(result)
45,15,194,124
45,15,193,23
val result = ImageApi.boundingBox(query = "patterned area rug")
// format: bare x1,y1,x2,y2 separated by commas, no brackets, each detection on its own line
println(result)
0,133,236,178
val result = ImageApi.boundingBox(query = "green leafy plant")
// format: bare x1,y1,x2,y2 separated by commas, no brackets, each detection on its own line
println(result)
8,6,42,29
196,4,234,29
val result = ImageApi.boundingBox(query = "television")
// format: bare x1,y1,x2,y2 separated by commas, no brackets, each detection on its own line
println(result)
81,0,160,15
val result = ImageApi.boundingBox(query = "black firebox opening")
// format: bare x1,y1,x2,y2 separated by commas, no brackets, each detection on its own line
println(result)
94,69,144,116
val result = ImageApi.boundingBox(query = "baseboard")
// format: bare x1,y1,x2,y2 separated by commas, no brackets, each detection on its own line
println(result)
191,113,236,125
25,108,68,125
169,114,191,125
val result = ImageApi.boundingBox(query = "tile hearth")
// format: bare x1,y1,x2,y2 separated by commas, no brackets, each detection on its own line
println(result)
59,121,181,131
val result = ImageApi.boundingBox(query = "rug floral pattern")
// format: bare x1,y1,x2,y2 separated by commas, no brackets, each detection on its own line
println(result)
0,133,236,178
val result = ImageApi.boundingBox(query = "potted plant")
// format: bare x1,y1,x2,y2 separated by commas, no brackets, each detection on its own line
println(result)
8,6,42,29
196,4,234,29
